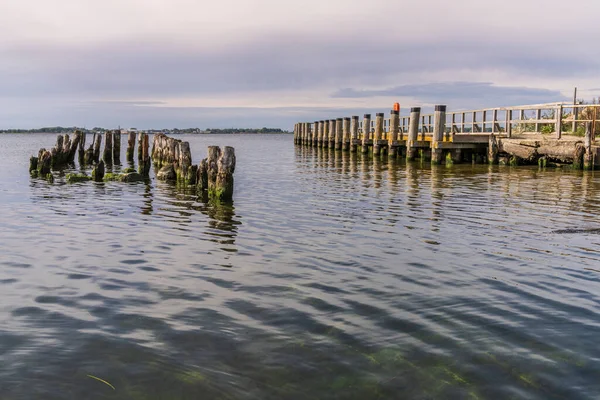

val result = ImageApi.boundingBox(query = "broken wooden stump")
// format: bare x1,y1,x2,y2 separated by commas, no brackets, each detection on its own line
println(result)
139,133,151,177
37,149,52,176
91,160,105,182
138,132,145,163
126,132,136,162
113,130,121,165
103,131,113,165
77,130,86,165
152,133,195,184
196,146,236,201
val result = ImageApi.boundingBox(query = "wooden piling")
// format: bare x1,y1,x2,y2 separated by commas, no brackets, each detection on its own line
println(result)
362,114,371,154
293,123,298,144
92,160,105,182
342,117,351,151
406,107,421,161
103,131,113,165
139,133,150,176
431,105,446,164
350,116,359,153
113,130,121,165
584,122,594,170
329,119,336,149
389,110,400,158
138,132,145,162
127,132,136,162
373,113,384,156
335,118,343,150
93,133,102,164
78,130,86,165
316,121,322,147
488,135,499,164
323,119,329,149
313,121,319,146
199,146,236,201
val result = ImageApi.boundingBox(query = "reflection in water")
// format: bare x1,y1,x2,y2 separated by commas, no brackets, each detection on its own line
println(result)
3,135,600,399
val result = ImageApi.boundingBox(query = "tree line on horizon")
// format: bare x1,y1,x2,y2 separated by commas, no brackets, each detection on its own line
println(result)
0,126,290,134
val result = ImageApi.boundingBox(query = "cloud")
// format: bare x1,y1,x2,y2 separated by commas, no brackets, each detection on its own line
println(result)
1,0,600,127
331,82,569,108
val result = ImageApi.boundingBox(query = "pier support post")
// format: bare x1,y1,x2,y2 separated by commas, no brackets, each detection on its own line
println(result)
488,135,499,164
329,119,336,149
389,110,399,158
318,121,324,147
323,120,330,148
407,107,421,161
293,123,297,144
584,122,594,170
361,114,371,154
350,116,359,153
305,123,310,146
373,113,384,156
431,105,446,164
335,118,343,150
342,118,350,151
300,123,306,146
313,121,319,147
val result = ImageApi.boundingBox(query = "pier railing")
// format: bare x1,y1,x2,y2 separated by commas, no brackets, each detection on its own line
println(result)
300,102,599,145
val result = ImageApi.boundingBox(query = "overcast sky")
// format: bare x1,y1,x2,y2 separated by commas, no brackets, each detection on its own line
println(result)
1,0,599,129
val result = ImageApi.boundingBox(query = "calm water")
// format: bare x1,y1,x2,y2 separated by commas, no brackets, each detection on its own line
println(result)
1,133,600,399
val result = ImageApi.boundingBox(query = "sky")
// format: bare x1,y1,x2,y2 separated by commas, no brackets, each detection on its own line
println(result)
1,0,599,129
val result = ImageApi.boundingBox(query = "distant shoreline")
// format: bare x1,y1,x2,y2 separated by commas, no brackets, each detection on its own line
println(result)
0,130,292,135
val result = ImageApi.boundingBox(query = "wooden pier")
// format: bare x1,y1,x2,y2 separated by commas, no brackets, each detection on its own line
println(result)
294,103,600,169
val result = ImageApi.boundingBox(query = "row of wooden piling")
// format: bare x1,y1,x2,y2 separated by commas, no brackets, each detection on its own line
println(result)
294,106,597,169
293,107,450,162
30,130,151,182
151,133,236,200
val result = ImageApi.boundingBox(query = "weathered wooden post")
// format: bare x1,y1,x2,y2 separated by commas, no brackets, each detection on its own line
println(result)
335,118,343,150
113,130,121,165
389,110,400,158
556,105,563,139
329,119,336,149
304,123,310,146
103,131,113,165
126,132,136,162
139,133,151,176
488,135,499,164
323,120,329,148
342,117,351,151
584,122,594,170
431,105,446,164
373,113,384,156
407,107,421,161
37,149,52,176
138,132,145,162
361,114,371,154
313,121,319,147
200,146,236,201
91,160,105,182
78,130,86,165
350,116,359,153
93,133,102,164
293,123,298,144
